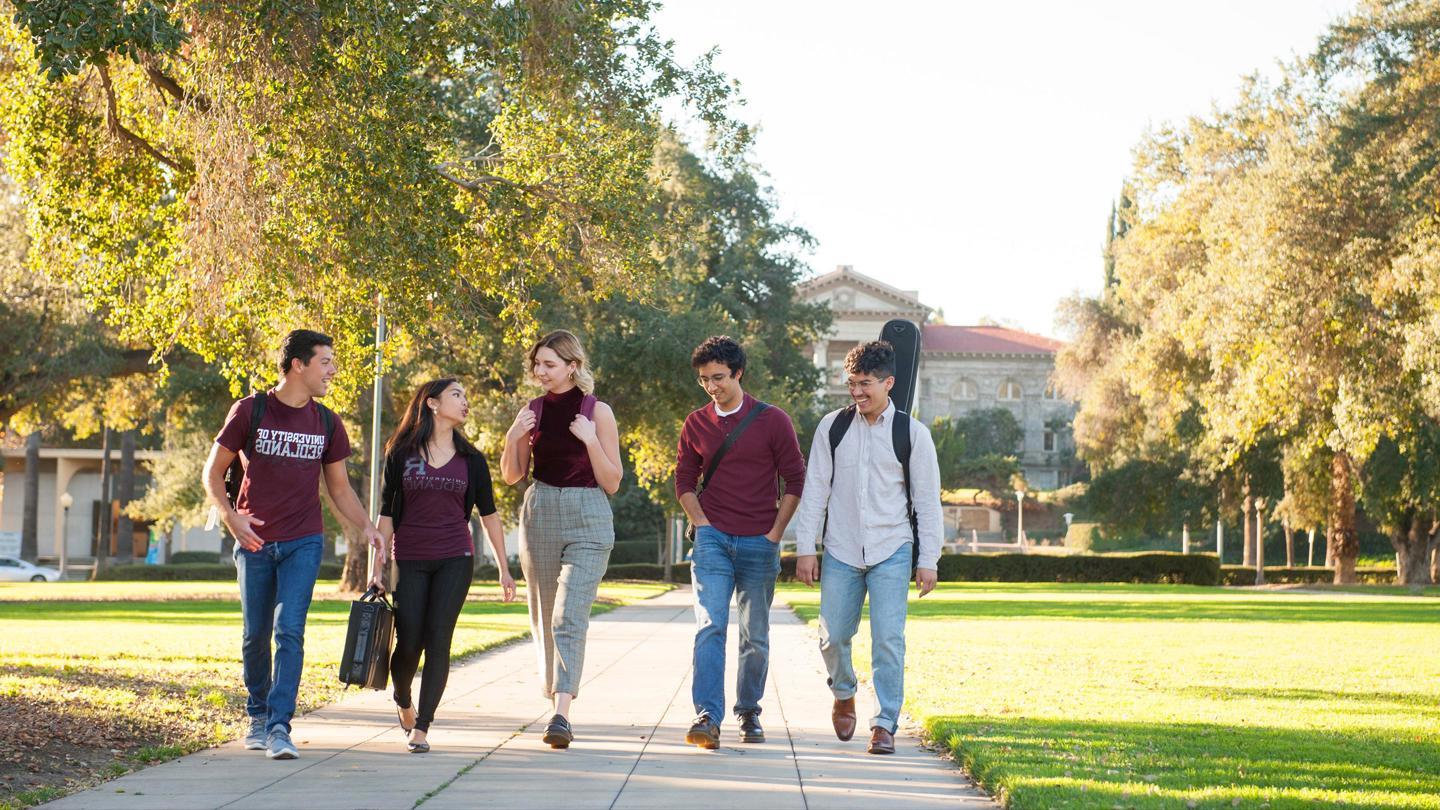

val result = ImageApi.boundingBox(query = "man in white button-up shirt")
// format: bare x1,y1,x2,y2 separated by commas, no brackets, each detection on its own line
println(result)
790,341,942,755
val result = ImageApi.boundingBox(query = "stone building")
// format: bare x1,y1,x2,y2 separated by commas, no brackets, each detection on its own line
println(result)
797,265,1076,490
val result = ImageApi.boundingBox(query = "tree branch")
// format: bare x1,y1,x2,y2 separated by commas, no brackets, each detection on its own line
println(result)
143,62,211,113
97,64,194,173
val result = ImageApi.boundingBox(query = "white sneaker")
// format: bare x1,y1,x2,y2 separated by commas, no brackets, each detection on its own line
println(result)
266,729,299,760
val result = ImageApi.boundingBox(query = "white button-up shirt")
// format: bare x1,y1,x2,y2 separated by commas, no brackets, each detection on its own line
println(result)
792,400,943,570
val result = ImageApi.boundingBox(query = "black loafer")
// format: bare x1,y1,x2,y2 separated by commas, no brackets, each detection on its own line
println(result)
542,714,573,749
738,711,765,743
685,713,720,750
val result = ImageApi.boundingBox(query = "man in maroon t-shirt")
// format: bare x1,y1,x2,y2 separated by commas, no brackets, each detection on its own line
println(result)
202,329,383,761
675,336,806,750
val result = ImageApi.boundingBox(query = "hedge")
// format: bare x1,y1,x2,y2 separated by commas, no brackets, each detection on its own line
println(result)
474,563,524,581
935,552,1219,585
169,551,220,565
594,553,1218,585
1220,565,1398,585
602,562,691,581
96,562,345,581
608,540,659,566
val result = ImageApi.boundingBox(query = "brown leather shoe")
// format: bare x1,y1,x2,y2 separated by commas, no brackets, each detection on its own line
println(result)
867,726,895,755
831,697,857,741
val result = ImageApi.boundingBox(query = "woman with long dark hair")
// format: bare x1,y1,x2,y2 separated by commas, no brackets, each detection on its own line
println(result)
499,330,622,749
375,378,515,753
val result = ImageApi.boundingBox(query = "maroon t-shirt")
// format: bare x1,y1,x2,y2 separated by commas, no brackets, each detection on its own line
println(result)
215,392,352,543
531,386,599,488
393,453,474,561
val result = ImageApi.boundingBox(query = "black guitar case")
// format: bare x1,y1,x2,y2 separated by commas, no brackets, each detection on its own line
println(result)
882,319,923,413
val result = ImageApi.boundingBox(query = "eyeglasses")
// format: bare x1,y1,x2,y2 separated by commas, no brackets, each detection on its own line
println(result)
697,372,732,386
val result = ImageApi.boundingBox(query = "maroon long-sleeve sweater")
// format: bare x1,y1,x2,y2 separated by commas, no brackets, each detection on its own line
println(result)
674,394,807,536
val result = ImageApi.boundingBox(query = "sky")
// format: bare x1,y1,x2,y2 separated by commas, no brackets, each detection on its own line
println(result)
651,0,1357,338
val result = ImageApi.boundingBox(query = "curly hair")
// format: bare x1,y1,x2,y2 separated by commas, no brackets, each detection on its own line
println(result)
843,340,896,380
690,335,747,377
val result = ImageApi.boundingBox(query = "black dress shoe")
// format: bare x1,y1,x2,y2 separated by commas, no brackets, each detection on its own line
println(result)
738,711,765,743
685,713,720,750
542,714,573,749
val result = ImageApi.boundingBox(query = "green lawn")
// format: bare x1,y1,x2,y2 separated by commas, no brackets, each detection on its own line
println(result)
0,579,670,809
780,582,1440,809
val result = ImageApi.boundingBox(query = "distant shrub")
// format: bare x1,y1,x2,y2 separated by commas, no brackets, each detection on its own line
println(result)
96,562,344,581
169,551,220,564
601,562,691,581
1220,566,1397,586
937,552,1219,585
607,540,659,566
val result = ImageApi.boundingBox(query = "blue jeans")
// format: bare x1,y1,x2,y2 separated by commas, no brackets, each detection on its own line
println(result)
690,525,780,723
818,545,911,734
235,534,323,734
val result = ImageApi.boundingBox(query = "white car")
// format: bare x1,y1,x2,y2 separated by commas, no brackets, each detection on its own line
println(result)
0,556,60,582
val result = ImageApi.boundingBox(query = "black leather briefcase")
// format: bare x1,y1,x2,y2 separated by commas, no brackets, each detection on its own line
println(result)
339,586,394,690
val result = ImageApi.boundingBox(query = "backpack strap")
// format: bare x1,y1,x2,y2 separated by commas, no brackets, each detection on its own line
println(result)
696,402,770,496
247,393,267,455
527,394,599,446
316,402,338,456
224,393,267,511
893,410,919,571
820,405,858,542
825,404,859,486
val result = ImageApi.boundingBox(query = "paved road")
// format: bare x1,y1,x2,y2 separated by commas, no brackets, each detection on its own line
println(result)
46,588,996,809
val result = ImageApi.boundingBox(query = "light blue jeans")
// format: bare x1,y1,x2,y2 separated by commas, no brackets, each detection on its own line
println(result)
235,534,323,734
818,545,911,734
690,525,781,724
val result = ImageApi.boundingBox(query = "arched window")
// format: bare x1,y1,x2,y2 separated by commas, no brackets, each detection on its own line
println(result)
1044,380,1061,400
998,380,1023,401
952,378,978,400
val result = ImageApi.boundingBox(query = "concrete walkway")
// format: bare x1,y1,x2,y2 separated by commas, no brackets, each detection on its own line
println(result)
46,588,996,810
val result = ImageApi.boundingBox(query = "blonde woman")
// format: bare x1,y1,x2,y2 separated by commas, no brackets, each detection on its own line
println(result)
500,330,622,748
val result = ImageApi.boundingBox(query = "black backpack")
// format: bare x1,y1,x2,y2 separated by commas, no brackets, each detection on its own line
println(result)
223,393,338,513
825,404,918,572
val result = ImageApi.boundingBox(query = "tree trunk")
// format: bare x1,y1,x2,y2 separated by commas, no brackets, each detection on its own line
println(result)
20,431,40,562
115,429,136,561
1242,492,1255,567
1391,510,1435,586
1328,452,1359,585
1254,498,1266,585
1284,519,1294,568
92,427,112,579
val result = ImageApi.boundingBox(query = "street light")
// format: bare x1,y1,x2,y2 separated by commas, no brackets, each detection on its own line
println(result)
1016,488,1026,545
59,491,73,577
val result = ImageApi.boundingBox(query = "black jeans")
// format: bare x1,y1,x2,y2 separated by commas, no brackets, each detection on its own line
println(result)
390,555,473,732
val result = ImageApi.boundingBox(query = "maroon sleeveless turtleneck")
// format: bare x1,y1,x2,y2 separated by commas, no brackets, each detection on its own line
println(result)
532,386,599,488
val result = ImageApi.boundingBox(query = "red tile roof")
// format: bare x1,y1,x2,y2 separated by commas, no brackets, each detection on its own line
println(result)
922,325,1064,355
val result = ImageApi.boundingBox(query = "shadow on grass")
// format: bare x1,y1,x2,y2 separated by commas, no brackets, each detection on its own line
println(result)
901,598,1440,624
928,714,1440,809
0,599,531,625
1169,686,1440,720
788,597,1437,625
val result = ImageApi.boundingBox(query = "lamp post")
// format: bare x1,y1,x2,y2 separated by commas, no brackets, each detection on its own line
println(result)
367,294,387,586
1015,488,1026,545
59,491,73,578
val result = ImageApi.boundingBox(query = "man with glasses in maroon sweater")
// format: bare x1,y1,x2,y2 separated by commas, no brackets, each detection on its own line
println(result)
675,336,807,750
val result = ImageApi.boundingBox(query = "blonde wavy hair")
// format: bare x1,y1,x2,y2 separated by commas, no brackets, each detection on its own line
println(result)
528,329,596,395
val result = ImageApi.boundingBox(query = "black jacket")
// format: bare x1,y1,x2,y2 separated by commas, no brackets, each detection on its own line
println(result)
379,449,497,528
